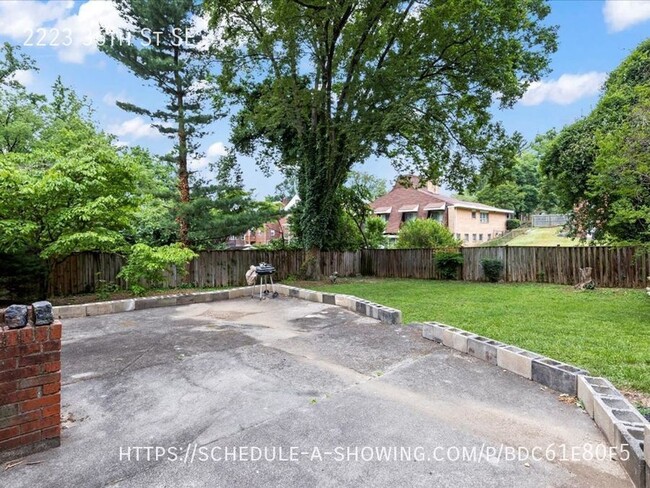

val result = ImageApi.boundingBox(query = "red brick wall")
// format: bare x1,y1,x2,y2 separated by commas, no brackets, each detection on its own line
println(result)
0,321,62,461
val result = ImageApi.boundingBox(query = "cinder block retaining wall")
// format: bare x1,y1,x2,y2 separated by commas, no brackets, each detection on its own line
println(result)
422,321,649,488
0,303,61,462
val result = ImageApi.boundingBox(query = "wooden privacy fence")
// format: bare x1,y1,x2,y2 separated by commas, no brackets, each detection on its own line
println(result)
47,246,650,296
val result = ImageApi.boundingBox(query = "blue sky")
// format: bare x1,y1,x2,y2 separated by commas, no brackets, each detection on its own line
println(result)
1,0,650,196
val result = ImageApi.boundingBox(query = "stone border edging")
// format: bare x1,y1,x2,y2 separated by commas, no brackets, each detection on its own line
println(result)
420,321,649,488
51,285,402,325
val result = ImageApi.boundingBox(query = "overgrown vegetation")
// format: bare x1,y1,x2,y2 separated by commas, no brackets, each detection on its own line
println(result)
117,244,197,295
434,251,463,279
481,258,504,282
396,220,460,249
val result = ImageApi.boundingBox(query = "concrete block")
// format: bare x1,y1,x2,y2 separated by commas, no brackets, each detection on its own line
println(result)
440,327,475,353
422,322,449,343
53,304,86,319
594,394,647,446
368,304,380,320
614,421,646,488
31,301,54,326
4,304,28,329
322,293,336,305
645,425,650,478
467,336,504,365
228,287,250,299
531,358,588,395
334,294,353,309
289,287,300,298
85,301,114,316
274,285,291,296
379,308,401,325
355,300,367,316
111,299,135,313
497,346,541,380
577,376,620,418
134,295,179,310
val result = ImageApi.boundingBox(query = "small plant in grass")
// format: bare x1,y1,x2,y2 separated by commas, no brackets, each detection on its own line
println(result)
481,258,503,282
118,243,197,295
435,251,464,279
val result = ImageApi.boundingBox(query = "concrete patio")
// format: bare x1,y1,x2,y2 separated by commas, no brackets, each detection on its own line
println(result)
2,298,631,487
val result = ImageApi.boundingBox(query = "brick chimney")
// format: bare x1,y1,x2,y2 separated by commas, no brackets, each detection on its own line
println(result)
425,181,440,194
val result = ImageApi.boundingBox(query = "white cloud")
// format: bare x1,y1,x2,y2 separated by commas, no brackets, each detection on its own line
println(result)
207,141,228,157
102,91,130,107
603,0,650,32
0,0,127,63
9,70,35,87
0,1,74,39
520,72,607,106
107,117,160,140
189,156,210,171
51,0,129,63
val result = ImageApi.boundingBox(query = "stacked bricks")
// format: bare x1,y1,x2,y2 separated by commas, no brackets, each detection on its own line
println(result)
1,301,61,462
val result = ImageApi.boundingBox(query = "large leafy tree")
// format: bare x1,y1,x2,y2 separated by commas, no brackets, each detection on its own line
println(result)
0,84,150,260
541,39,650,243
206,0,557,259
100,0,220,245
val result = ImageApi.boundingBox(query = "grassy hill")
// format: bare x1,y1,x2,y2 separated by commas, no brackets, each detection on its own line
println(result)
504,226,583,246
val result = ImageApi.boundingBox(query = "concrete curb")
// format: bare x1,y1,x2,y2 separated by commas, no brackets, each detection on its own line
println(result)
420,321,649,488
51,285,402,326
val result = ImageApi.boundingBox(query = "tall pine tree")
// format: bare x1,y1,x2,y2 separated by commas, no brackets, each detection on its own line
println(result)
100,0,219,245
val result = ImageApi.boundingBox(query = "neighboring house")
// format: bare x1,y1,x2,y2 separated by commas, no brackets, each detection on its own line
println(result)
228,195,298,248
370,176,514,246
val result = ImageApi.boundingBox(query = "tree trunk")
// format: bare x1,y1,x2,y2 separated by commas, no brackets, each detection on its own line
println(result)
300,247,321,281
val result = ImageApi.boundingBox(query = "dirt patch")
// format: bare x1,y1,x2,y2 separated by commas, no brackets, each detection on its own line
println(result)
49,287,226,306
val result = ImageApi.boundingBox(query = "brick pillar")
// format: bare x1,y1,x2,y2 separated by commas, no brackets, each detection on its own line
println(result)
0,302,61,462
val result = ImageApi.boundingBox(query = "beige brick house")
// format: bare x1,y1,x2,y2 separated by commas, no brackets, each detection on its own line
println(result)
370,177,514,246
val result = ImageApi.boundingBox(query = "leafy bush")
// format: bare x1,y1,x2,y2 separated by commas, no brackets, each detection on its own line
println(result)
118,243,198,294
506,218,521,230
435,251,464,279
396,219,460,248
481,258,504,282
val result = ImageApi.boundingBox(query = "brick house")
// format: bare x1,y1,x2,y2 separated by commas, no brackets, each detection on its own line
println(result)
227,195,297,248
370,177,514,246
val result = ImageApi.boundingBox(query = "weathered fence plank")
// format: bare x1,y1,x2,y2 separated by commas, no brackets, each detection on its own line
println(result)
47,246,650,296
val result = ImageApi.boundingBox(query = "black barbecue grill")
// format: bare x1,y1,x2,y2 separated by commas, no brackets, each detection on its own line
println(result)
251,262,278,300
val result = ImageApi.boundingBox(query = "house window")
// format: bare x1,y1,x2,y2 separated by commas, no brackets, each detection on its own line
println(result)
464,234,469,242
487,233,491,240
377,213,389,221
270,230,276,237
456,233,461,240
428,211,443,223
479,234,483,241
471,211,477,219
472,234,477,241
402,212,417,222
480,212,489,223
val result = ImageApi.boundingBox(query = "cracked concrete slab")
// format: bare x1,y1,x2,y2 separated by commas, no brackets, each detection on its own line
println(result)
2,297,631,487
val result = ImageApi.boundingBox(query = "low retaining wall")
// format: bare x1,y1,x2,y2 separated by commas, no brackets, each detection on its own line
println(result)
421,322,650,488
52,285,402,325
0,302,61,462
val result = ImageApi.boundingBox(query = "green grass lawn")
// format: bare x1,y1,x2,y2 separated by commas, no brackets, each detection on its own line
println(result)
300,278,650,395
505,226,581,246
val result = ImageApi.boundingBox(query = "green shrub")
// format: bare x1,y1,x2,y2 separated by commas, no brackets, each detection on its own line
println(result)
118,243,198,295
396,219,460,248
481,258,503,282
435,251,463,279
506,218,521,230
